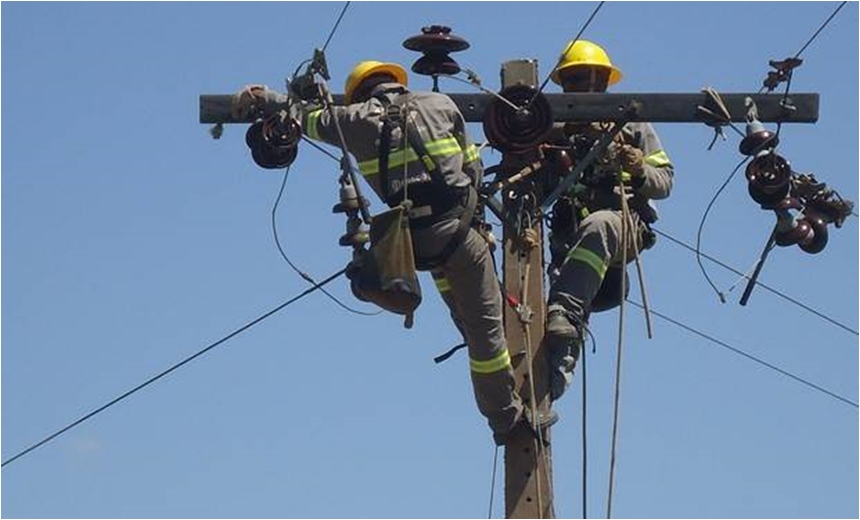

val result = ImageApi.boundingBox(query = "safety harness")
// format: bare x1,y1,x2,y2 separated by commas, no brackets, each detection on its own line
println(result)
374,90,478,270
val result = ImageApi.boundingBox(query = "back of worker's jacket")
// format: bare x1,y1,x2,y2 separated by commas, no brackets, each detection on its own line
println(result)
300,83,482,208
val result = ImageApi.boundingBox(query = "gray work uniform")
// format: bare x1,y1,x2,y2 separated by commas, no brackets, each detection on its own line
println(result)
299,84,522,436
548,121,673,358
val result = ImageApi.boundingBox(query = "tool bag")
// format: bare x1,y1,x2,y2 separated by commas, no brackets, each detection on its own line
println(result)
347,204,422,328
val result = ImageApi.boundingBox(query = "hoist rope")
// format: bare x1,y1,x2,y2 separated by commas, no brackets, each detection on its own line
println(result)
532,1,606,106
515,209,548,518
654,228,858,336
272,166,380,316
626,301,858,409
605,176,630,519
0,268,348,469
321,1,351,52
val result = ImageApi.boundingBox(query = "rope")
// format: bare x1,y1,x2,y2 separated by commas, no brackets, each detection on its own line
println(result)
606,176,629,518
1,268,348,469
515,212,547,518
271,166,380,316
627,301,858,409
653,228,858,336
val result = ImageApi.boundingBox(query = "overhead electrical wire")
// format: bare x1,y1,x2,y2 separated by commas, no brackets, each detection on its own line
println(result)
627,301,857,409
1,268,347,469
654,228,857,336
271,166,379,316
793,1,848,59
321,1,351,52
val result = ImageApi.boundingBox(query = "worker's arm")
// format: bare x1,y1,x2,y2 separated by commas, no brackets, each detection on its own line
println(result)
622,122,673,200
449,97,483,186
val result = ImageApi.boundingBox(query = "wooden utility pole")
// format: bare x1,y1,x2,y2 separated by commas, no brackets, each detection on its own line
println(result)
497,59,554,519
199,73,817,520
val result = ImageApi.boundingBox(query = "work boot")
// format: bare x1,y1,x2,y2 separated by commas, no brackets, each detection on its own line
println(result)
545,308,582,401
493,407,560,446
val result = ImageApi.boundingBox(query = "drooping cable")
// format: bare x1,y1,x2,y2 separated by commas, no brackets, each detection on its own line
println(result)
271,166,379,316
581,341,588,520
695,156,750,302
1,268,348,468
654,228,858,336
627,301,858,409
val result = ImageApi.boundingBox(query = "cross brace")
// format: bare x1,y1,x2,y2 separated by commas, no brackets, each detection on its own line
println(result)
199,92,818,125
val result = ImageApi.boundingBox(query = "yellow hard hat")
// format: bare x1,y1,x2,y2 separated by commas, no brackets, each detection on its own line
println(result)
551,40,622,86
344,60,408,104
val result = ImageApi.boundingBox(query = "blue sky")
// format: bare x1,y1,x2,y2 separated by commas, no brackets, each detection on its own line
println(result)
2,2,857,518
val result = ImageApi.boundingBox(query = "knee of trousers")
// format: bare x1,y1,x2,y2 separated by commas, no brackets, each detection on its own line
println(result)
576,210,624,259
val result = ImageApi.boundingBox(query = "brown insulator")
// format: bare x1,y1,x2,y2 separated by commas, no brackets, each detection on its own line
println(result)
746,152,791,207
403,25,469,77
774,219,813,247
483,85,553,153
798,212,829,254
739,120,779,156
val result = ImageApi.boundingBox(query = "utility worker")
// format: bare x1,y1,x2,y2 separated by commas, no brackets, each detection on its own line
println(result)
236,61,556,444
545,41,674,400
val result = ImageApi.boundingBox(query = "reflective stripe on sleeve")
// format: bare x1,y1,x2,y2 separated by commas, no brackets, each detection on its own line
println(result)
305,109,323,141
644,150,671,168
470,349,512,375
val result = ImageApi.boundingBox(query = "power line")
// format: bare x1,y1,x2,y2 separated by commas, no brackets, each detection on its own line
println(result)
1,268,347,469
627,301,858,409
653,227,858,336
271,166,379,316
321,1,351,52
794,1,848,59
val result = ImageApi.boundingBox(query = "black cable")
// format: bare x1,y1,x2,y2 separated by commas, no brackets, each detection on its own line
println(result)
654,228,858,336
531,1,605,105
271,167,379,316
1,268,347,469
488,445,499,519
793,1,848,59
321,1,351,52
694,156,750,302
627,301,858,409
581,343,588,520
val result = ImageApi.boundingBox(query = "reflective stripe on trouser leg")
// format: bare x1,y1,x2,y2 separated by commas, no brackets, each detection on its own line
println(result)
436,228,522,435
549,209,626,317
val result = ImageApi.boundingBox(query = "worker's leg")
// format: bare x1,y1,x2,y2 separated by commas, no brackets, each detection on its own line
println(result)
436,228,522,436
546,210,638,399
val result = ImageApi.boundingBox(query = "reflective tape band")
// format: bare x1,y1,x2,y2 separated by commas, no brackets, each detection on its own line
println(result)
644,149,671,168
565,247,607,279
357,137,463,177
306,109,323,141
434,276,451,293
620,170,632,183
470,349,511,375
463,144,480,164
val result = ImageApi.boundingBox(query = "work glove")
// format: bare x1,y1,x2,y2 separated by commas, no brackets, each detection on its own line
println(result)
617,144,644,177
231,84,271,120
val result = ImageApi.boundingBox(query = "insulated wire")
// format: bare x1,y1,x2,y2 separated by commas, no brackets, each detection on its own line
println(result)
626,301,858,409
271,167,379,316
488,446,500,519
532,1,606,105
793,1,848,59
654,228,858,337
695,156,750,302
321,1,351,52
1,268,348,468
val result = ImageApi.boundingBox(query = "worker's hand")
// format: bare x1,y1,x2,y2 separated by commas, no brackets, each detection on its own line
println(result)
231,84,271,120
617,144,644,177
